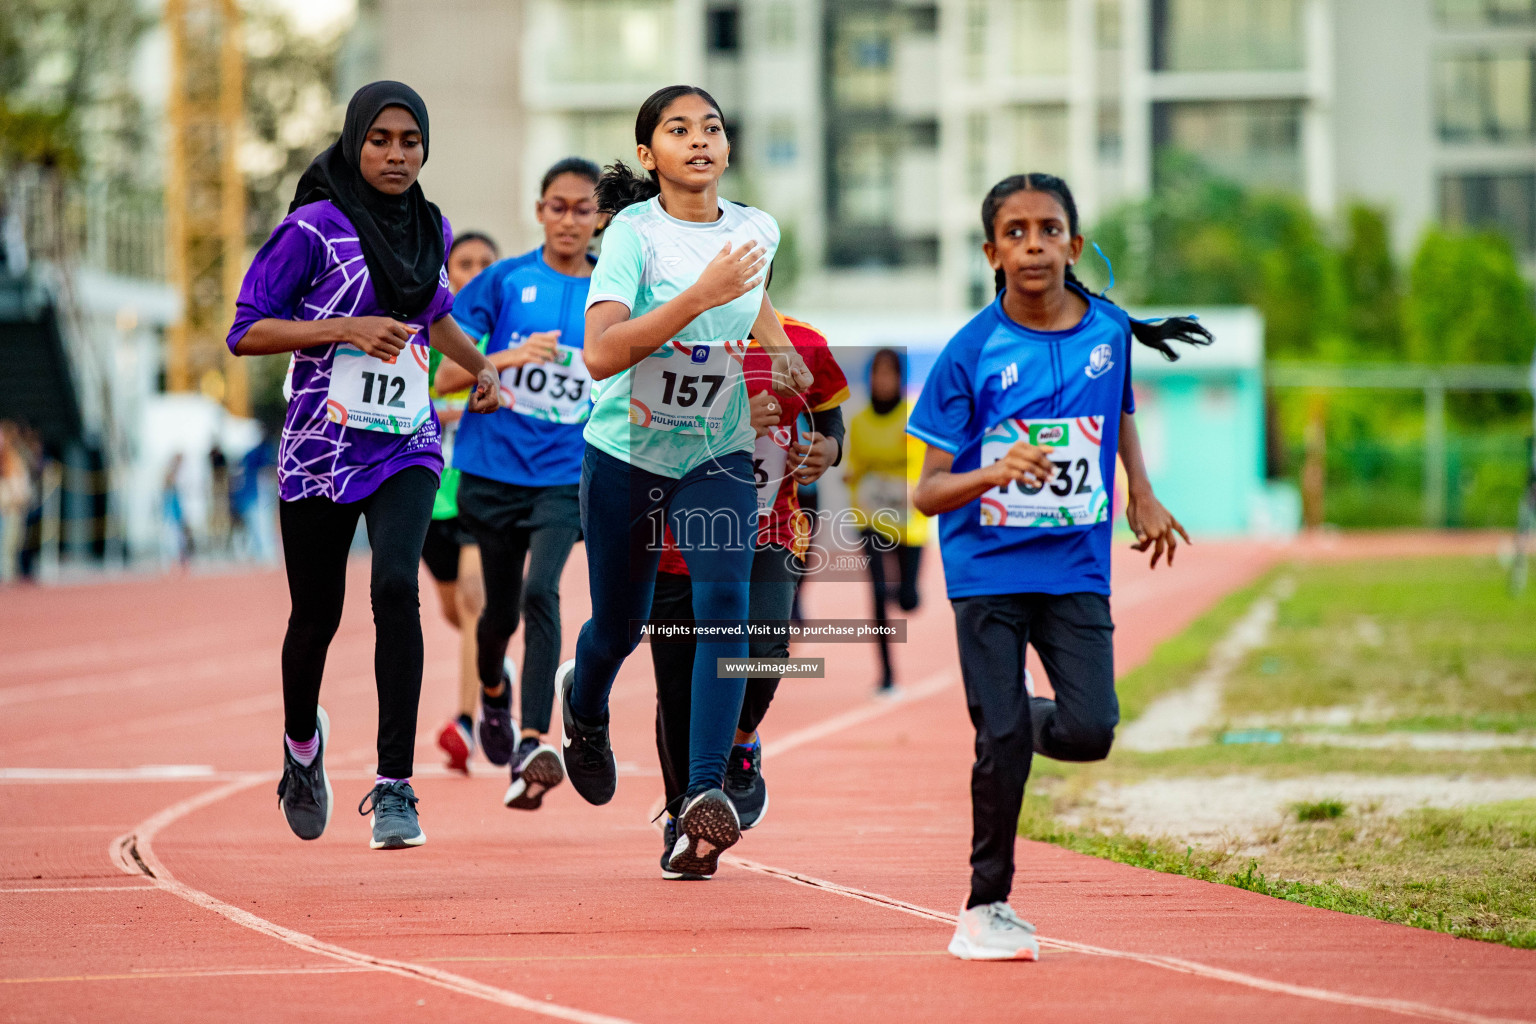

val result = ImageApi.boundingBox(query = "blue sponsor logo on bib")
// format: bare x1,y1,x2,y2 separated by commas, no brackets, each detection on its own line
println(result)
691,345,710,363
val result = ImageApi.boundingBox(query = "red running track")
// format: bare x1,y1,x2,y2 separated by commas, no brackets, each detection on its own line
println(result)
2,536,1532,1023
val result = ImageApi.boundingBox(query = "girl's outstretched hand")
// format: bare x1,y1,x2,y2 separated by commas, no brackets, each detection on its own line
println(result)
1125,488,1191,569
692,241,767,310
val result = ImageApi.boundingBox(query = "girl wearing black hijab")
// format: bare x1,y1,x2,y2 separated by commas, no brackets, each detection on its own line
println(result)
227,81,501,851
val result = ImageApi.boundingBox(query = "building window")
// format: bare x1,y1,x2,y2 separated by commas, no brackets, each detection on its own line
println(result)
548,0,674,85
571,112,639,169
905,120,940,148
965,0,988,80
1435,0,1536,26
1441,172,1536,257
1096,0,1121,49
1436,50,1535,143
1012,0,1070,76
905,4,939,34
1151,0,1304,73
1153,100,1303,191
707,5,740,54
831,9,896,108
967,111,990,196
767,118,798,165
1014,104,1069,175
1098,101,1123,161
765,1,795,46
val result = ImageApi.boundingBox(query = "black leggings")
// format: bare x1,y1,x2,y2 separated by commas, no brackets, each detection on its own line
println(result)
951,592,1118,908
278,466,437,779
650,544,803,809
862,530,922,685
456,473,581,736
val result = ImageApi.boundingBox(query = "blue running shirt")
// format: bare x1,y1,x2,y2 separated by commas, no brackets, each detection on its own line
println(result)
907,286,1136,598
450,247,595,488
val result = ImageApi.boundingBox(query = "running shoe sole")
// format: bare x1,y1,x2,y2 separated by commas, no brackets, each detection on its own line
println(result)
946,935,1039,961
437,720,471,774
667,790,740,879
368,828,426,850
503,747,564,810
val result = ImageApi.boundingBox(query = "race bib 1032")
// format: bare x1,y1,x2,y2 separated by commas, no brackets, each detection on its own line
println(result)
979,416,1109,528
325,342,432,435
628,341,746,436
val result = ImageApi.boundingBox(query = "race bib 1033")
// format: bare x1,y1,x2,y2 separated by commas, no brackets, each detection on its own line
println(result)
628,341,747,436
499,341,593,424
325,342,432,435
979,416,1109,528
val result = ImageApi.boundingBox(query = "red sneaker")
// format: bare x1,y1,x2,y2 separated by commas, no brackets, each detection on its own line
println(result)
437,719,472,774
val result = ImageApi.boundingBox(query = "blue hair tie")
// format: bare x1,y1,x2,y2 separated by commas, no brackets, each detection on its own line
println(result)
1091,241,1115,292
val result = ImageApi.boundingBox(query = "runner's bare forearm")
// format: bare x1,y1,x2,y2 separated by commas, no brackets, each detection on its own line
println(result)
584,293,710,380
914,446,999,517
430,315,496,380
1119,412,1155,498
234,318,353,356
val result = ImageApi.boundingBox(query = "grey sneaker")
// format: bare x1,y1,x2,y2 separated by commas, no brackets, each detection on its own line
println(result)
478,658,517,767
276,707,332,840
503,736,565,810
948,901,1040,961
665,788,740,880
358,780,425,850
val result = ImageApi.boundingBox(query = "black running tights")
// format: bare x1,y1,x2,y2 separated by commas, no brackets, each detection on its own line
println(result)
278,466,436,779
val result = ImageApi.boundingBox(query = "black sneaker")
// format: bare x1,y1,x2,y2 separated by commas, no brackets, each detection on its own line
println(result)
660,815,708,880
557,658,615,805
665,788,740,879
358,780,425,850
723,741,768,830
503,735,565,810
277,707,333,840
478,658,516,767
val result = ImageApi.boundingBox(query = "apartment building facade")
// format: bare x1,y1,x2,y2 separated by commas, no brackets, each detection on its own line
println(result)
374,0,1536,311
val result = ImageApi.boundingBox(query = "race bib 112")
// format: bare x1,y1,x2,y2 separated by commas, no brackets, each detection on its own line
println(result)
979,416,1109,528
326,342,432,435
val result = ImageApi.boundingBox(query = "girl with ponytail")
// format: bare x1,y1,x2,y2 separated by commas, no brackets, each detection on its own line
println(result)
906,172,1200,961
562,85,814,882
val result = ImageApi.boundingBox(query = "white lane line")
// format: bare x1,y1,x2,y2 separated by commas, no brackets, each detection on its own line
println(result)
745,681,1532,1024
109,776,641,1024
725,857,1527,1024
2,883,158,893
1,965,373,985
762,671,955,760
0,765,218,781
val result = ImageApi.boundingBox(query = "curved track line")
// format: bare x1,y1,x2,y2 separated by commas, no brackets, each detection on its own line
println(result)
108,779,639,1024
725,857,1529,1024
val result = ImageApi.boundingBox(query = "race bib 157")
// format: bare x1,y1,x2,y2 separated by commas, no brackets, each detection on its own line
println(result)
326,342,432,435
979,416,1109,528
628,341,746,436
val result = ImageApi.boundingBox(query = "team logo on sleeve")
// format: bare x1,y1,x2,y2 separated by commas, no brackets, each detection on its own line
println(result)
1000,362,1019,389
522,286,537,303
1085,343,1114,379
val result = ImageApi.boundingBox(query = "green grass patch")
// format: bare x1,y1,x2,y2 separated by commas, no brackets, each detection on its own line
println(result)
1293,798,1346,822
1016,555,1536,949
1022,798,1536,948
1113,571,1278,722
1221,557,1536,730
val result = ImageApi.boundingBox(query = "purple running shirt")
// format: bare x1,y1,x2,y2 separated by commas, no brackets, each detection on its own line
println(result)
228,200,456,503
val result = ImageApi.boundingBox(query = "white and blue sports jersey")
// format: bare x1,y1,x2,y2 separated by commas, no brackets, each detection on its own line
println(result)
907,285,1136,599
450,247,595,488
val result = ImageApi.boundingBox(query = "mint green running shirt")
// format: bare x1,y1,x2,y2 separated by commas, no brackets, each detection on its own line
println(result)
583,196,779,478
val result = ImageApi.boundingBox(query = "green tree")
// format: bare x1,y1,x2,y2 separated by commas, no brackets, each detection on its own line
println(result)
1404,228,1536,365
242,3,345,245
1339,204,1404,357
0,0,151,179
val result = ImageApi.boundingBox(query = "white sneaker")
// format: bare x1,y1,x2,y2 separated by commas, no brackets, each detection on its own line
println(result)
948,901,1040,961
